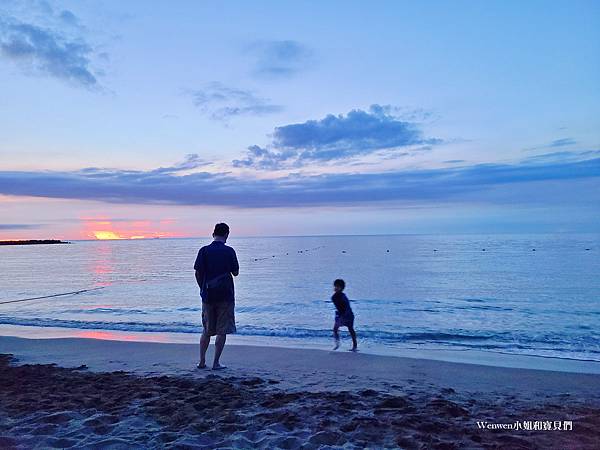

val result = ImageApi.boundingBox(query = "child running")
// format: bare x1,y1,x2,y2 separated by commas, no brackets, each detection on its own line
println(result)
331,279,358,351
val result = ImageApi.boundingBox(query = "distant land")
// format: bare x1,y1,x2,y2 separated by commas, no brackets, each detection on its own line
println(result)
0,240,70,246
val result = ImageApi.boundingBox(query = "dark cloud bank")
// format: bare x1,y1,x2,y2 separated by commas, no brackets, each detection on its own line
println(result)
0,156,598,208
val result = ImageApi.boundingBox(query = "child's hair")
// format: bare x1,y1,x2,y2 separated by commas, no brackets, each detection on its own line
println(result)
334,279,346,289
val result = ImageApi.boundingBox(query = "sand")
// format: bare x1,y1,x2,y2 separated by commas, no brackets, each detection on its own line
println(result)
0,336,599,449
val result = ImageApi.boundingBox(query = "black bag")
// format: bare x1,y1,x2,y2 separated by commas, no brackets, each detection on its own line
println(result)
202,251,232,304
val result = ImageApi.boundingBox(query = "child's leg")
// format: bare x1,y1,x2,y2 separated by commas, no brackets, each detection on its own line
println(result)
333,324,340,350
348,326,358,350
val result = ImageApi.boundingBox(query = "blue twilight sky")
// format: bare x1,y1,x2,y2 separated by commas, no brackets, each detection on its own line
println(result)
0,0,599,239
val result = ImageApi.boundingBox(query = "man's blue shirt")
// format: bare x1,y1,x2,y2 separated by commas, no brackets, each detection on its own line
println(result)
194,241,239,302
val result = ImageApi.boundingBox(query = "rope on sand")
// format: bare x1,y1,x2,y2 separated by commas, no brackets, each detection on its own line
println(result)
0,287,105,305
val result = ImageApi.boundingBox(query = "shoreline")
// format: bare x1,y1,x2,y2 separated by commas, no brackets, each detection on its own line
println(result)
1,324,600,374
1,336,599,448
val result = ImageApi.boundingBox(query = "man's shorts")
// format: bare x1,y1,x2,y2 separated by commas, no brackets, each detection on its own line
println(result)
202,301,236,336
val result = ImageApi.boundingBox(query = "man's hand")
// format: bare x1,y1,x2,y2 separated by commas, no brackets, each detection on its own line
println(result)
195,270,203,288
232,270,239,277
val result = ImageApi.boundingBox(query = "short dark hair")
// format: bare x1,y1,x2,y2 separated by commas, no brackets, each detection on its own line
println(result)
334,279,345,289
213,223,230,237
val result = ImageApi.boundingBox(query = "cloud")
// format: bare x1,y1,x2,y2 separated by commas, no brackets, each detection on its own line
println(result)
522,150,600,163
233,145,296,170
58,10,78,27
525,137,578,151
548,138,577,148
245,40,313,78
189,82,283,120
273,104,436,150
0,13,99,88
233,105,441,169
77,154,211,178
0,224,43,230
150,154,212,174
0,157,598,208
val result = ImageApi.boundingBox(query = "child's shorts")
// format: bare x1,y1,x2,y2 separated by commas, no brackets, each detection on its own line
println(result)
335,311,355,328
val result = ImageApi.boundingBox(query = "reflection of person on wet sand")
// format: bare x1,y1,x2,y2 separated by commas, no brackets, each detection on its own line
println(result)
331,279,358,351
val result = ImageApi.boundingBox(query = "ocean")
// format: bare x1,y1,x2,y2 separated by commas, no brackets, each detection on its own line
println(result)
1,234,599,362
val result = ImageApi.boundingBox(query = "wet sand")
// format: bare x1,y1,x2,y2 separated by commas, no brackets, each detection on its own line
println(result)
0,336,599,449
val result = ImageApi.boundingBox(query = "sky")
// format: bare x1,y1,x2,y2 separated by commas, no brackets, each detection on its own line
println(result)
0,0,599,240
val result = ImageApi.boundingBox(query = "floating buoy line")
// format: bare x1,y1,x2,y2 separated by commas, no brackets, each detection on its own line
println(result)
253,246,325,262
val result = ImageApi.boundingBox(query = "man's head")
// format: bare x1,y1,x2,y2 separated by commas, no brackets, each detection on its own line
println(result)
333,278,345,293
213,222,230,241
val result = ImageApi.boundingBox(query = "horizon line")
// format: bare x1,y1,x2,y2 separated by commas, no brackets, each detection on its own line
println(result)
5,230,599,243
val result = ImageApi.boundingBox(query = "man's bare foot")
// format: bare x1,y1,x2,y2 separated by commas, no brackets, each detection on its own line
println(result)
212,363,226,370
197,362,207,369
333,342,340,350
349,347,358,352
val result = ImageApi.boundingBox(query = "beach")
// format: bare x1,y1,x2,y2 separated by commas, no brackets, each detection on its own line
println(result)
1,336,599,449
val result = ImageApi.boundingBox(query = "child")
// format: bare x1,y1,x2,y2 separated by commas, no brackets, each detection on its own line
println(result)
331,279,358,351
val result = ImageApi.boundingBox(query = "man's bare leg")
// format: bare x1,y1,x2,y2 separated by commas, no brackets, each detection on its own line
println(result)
213,334,227,369
198,333,210,368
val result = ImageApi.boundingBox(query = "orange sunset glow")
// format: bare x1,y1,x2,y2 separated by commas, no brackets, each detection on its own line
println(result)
82,217,179,240
93,231,123,240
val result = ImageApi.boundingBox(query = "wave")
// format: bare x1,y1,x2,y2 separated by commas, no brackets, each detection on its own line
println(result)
0,315,500,340
1,316,598,358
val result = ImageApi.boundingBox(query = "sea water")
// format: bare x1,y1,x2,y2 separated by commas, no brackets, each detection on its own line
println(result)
0,234,599,361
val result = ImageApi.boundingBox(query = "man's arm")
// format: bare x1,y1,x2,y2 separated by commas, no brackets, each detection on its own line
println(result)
231,249,239,277
194,248,204,287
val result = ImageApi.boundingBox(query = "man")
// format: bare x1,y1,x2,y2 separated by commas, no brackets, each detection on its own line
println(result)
194,223,239,370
